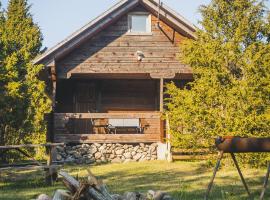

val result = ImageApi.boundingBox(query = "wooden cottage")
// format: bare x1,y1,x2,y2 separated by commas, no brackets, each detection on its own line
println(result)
34,0,196,145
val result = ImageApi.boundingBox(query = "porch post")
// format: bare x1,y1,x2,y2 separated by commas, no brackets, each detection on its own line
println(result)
160,78,164,112
48,61,56,143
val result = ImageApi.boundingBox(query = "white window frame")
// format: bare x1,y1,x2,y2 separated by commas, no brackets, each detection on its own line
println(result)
127,12,152,35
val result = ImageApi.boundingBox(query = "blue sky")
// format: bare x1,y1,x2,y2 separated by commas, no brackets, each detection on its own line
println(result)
1,0,269,48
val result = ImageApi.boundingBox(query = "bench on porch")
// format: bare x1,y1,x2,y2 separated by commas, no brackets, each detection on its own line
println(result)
105,118,144,134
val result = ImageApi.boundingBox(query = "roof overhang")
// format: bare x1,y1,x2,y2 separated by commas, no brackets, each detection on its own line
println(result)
33,0,196,66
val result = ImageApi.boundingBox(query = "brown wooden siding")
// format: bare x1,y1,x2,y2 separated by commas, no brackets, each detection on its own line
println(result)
54,112,162,143
57,6,189,78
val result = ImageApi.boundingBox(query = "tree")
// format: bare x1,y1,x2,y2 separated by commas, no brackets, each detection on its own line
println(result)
0,0,50,147
166,0,270,164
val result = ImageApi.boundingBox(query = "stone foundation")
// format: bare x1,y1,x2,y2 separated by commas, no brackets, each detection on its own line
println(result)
55,143,158,164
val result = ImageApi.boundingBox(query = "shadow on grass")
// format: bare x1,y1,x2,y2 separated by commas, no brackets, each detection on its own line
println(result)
0,161,269,200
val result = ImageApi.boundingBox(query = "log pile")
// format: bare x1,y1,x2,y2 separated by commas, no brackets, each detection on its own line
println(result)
37,170,174,200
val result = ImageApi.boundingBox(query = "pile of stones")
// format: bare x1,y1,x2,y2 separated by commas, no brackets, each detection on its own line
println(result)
55,143,158,164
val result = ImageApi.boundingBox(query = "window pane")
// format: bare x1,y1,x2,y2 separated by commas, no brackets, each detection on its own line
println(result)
131,15,148,32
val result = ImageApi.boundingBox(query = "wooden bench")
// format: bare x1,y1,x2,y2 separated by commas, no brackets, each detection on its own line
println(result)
106,118,144,134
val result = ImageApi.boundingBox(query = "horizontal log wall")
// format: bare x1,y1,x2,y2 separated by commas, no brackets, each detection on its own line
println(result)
54,112,162,143
57,5,190,78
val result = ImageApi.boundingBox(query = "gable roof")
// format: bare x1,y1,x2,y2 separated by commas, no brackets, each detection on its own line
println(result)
34,0,196,66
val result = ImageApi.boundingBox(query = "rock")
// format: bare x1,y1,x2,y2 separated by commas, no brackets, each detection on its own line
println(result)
110,154,116,159
79,148,87,155
133,153,142,161
37,194,51,200
65,156,75,162
123,145,129,150
95,152,102,159
56,154,62,161
131,151,136,156
134,146,139,152
116,149,125,155
123,152,132,159
90,146,98,154
73,152,81,159
99,145,106,152
56,146,64,152
139,143,145,148
82,143,90,148
94,143,101,147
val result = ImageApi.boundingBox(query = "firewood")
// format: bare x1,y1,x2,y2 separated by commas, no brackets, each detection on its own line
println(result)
59,171,80,194
52,189,71,200
59,170,114,200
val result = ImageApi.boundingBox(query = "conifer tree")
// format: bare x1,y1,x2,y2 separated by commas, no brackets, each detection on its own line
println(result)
0,0,50,146
166,0,270,164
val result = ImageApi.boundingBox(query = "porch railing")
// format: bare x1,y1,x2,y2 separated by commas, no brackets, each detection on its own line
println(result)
53,112,163,143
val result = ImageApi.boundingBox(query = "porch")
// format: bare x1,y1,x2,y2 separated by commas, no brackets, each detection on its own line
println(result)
51,78,173,143
53,112,162,143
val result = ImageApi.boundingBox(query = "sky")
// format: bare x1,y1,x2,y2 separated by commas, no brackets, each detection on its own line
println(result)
1,0,270,48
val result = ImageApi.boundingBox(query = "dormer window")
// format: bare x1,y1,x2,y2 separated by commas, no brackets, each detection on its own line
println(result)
128,12,151,34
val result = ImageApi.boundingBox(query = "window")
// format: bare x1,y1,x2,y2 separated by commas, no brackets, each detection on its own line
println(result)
128,13,151,34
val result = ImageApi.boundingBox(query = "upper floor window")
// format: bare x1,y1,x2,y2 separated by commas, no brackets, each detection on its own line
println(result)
128,12,151,34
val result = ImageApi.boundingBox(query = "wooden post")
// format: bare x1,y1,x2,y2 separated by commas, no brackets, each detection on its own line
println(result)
205,151,224,200
45,146,58,186
231,153,252,199
159,78,165,142
160,78,164,112
260,162,270,200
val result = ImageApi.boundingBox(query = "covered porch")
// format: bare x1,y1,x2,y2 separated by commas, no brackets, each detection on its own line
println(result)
51,75,178,143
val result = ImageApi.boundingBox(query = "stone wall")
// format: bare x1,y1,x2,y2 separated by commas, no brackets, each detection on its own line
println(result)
55,143,158,164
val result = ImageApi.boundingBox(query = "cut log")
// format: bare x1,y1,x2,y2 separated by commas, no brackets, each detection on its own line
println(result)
52,189,71,200
59,170,114,200
59,171,80,194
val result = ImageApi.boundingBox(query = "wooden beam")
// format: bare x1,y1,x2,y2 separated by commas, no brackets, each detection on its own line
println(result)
54,134,161,143
54,112,161,119
160,78,164,112
150,72,175,79
0,143,64,150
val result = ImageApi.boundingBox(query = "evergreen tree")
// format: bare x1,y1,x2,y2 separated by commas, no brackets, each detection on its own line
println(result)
0,0,50,146
166,0,270,164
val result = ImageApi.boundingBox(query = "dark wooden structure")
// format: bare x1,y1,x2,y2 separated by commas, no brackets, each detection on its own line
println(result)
205,137,270,200
34,0,196,144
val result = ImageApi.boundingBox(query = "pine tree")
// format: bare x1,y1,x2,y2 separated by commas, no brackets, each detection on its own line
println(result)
166,0,270,164
0,0,50,147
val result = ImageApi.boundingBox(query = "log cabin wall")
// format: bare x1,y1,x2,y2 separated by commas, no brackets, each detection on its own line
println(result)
52,4,193,143
56,5,187,78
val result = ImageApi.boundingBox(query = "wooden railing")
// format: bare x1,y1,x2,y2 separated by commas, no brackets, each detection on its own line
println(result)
53,112,163,143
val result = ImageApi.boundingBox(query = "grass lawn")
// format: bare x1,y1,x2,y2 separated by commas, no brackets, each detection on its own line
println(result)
0,160,269,200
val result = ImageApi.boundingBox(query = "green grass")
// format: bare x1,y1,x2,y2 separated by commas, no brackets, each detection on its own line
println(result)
0,160,269,200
